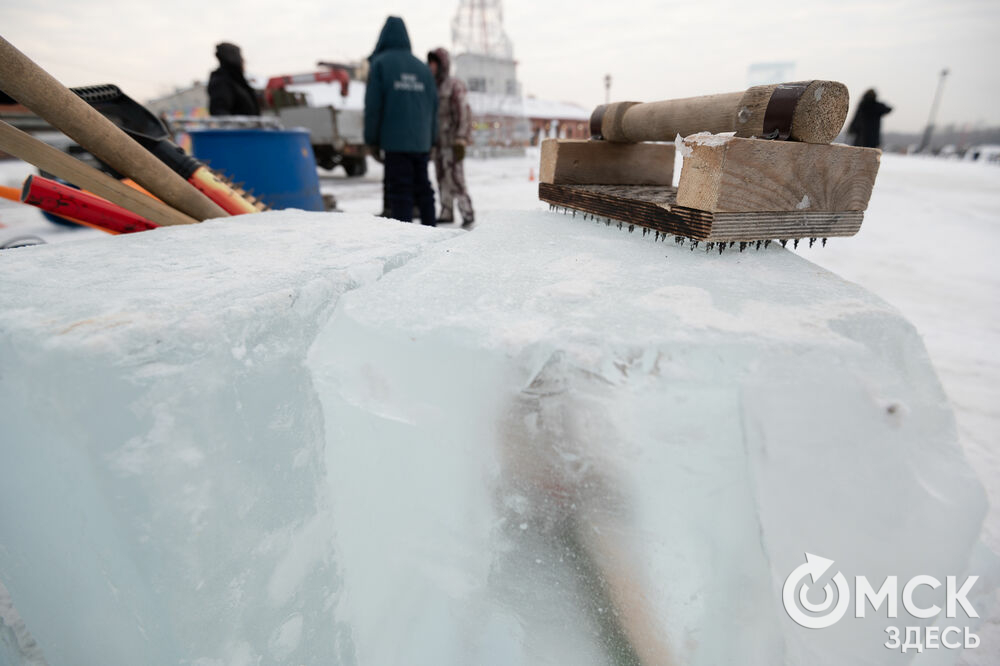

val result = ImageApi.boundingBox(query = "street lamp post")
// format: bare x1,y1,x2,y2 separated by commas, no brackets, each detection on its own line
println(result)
918,68,949,153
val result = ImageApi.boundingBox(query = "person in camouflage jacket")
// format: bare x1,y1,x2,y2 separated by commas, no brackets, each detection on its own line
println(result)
427,48,475,227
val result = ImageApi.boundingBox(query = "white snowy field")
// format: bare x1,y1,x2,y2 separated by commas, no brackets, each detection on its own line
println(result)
1,149,999,663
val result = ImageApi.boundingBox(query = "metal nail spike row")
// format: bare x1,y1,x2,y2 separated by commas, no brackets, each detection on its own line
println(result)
545,207,830,252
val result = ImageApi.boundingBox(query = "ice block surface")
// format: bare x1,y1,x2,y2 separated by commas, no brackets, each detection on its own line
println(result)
312,211,992,665
0,208,991,665
0,212,458,665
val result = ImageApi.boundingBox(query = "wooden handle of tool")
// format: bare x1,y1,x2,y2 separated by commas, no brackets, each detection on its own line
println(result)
0,35,227,221
0,120,198,226
576,516,677,666
594,80,848,144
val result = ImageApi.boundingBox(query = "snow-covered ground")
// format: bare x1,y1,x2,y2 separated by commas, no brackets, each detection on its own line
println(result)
1,149,998,662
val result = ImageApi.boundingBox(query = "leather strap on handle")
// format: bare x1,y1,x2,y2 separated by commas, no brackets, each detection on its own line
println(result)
761,82,809,140
590,105,606,139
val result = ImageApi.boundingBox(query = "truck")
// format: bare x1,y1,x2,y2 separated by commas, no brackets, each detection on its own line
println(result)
264,67,368,177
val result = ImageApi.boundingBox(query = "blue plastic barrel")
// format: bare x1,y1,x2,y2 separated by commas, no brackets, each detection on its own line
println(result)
188,128,324,211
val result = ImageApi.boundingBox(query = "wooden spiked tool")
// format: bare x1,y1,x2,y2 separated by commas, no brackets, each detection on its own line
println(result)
539,82,880,251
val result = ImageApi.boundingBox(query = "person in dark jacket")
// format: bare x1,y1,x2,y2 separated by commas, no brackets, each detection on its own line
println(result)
207,42,260,116
848,89,892,148
364,17,439,225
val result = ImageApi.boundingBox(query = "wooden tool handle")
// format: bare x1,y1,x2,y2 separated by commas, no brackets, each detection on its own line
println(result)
0,120,198,227
0,35,227,221
575,516,677,666
593,80,848,145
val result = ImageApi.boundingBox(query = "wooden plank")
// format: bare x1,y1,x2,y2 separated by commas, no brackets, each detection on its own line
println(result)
676,136,880,213
540,139,674,186
0,120,198,227
538,183,863,242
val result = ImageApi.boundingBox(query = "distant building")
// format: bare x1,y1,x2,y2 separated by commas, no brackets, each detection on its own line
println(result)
145,81,210,117
524,97,591,144
449,0,590,149
454,52,519,97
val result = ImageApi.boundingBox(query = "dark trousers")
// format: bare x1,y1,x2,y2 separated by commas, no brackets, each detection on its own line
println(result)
384,152,436,225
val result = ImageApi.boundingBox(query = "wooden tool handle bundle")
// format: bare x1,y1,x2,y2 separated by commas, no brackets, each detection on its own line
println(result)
0,120,199,227
591,80,849,145
0,34,226,223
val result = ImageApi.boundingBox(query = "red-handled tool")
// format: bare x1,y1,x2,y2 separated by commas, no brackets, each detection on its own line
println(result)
21,174,159,234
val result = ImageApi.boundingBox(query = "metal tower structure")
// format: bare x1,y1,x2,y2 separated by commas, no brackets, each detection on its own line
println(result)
452,0,514,59
918,68,950,153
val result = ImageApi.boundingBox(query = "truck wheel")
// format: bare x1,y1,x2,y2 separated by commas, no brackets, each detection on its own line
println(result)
343,157,367,177
313,145,337,170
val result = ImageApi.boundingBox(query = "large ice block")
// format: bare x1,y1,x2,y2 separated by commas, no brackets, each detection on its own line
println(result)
0,212,459,665
0,207,993,665
309,211,994,665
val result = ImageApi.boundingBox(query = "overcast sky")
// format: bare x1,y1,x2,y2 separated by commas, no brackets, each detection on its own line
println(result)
2,0,998,133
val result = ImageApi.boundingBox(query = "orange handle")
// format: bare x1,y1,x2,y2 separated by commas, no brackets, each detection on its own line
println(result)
188,166,261,215
0,184,21,202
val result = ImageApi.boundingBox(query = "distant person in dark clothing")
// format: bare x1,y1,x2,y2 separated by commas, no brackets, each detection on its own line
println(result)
848,89,892,148
364,17,438,225
208,42,260,116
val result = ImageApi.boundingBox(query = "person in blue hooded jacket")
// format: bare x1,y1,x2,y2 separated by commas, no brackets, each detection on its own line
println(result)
364,16,439,225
